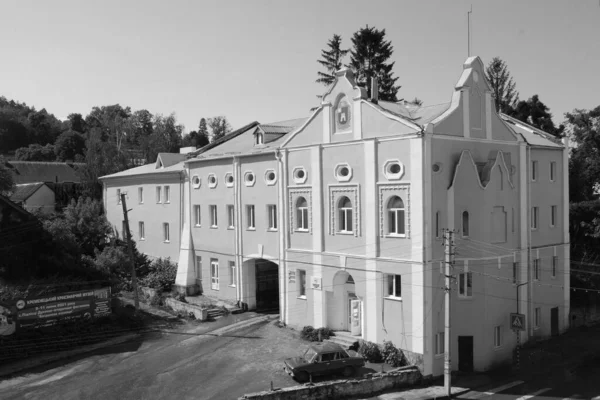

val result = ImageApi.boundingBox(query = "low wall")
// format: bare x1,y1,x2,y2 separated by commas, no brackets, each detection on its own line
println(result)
239,366,421,400
164,298,208,321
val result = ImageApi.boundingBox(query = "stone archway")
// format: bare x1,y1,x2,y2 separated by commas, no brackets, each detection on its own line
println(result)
327,270,358,332
243,258,279,312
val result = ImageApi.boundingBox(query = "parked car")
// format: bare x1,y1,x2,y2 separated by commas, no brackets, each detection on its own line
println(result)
284,342,365,382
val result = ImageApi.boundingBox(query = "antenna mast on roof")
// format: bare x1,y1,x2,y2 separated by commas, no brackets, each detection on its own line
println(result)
467,5,473,57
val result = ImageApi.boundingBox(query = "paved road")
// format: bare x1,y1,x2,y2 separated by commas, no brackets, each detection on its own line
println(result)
0,317,300,400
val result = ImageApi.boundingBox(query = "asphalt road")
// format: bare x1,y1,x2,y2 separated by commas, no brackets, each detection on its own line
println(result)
0,318,297,400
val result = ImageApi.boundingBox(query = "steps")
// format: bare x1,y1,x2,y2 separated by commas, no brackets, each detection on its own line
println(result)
206,306,244,320
325,331,361,349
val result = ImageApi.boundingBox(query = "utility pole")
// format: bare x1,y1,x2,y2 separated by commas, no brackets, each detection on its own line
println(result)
443,229,456,398
121,193,140,311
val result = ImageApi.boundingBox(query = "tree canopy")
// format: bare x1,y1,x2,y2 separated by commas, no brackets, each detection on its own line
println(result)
510,95,564,136
485,57,519,113
207,116,232,142
316,34,350,87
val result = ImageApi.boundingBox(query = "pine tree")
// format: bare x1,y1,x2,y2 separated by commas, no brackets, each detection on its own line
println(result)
485,57,519,113
197,118,210,147
316,34,349,87
347,25,401,101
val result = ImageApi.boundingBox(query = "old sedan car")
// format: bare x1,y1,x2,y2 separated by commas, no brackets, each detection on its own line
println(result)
284,342,365,382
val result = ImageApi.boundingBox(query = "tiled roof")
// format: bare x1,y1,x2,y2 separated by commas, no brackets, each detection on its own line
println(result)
99,160,185,180
378,101,451,126
7,161,84,184
500,114,563,148
10,183,46,202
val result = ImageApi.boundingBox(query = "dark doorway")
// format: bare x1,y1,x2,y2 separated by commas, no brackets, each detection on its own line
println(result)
255,259,279,312
551,307,559,337
458,336,474,372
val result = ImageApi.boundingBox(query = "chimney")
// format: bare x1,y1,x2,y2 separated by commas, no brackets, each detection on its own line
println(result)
370,77,379,103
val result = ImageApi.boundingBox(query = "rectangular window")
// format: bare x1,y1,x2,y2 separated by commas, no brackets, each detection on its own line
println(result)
210,259,219,290
138,187,143,204
163,222,170,242
532,160,538,181
297,269,306,298
164,186,170,203
535,307,541,328
139,221,145,240
156,186,162,203
550,162,556,182
227,205,234,228
512,262,518,284
531,207,538,229
435,211,440,239
551,205,557,227
459,272,473,298
210,205,218,227
194,205,201,226
247,205,255,229
494,326,502,348
462,211,469,237
435,332,445,355
552,256,558,278
385,274,402,299
268,205,277,230
534,258,541,280
195,256,202,283
229,261,236,287
117,189,121,204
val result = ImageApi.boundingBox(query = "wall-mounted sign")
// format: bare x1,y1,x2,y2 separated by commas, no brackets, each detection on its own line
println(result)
335,98,352,132
311,276,322,291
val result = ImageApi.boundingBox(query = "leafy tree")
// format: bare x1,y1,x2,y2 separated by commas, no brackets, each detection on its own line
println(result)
485,57,519,113
316,34,349,87
54,130,86,161
139,113,184,162
197,118,210,147
62,197,112,257
67,113,87,133
0,156,15,195
129,109,154,146
510,95,564,136
14,143,56,161
207,116,232,142
347,25,401,101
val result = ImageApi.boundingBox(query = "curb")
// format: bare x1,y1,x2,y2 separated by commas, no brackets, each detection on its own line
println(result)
0,333,141,378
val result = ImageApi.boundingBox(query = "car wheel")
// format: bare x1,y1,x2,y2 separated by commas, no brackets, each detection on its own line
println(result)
295,371,309,383
342,366,355,377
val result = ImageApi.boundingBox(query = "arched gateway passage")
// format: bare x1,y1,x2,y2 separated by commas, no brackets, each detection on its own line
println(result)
254,259,279,312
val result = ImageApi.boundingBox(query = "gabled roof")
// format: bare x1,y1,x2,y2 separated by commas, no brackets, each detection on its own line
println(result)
99,160,185,180
10,183,48,203
378,101,451,127
500,114,563,148
156,153,187,168
6,161,84,184
0,193,40,225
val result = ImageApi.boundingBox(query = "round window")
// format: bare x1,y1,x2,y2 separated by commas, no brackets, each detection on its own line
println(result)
388,163,401,174
267,172,275,181
227,175,234,183
432,163,441,173
339,167,349,177
246,173,254,182
192,176,200,185
209,176,216,184
296,169,305,179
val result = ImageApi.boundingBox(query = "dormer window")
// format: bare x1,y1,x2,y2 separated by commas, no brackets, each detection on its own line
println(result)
255,132,264,146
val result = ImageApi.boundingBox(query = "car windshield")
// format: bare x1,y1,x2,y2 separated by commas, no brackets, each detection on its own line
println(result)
303,348,318,362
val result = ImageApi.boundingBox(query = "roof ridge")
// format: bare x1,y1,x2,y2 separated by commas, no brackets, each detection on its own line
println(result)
186,121,260,159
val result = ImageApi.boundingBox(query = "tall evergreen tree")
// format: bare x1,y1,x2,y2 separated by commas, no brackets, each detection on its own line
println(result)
197,118,210,147
485,57,519,113
347,25,401,101
316,34,349,87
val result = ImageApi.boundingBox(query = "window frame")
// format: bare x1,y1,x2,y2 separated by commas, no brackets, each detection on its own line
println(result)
534,258,541,281
194,205,201,227
297,269,306,298
296,197,309,232
267,204,278,231
227,205,235,229
229,261,237,287
387,196,406,237
156,186,162,203
531,206,539,230
462,211,469,238
550,205,557,227
435,332,445,356
532,160,538,181
138,187,143,204
139,221,145,240
385,274,402,300
338,196,353,234
163,222,170,243
458,272,473,298
494,326,502,348
550,161,556,182
210,205,218,228
164,185,170,203
552,256,558,278
246,204,255,230
210,259,219,290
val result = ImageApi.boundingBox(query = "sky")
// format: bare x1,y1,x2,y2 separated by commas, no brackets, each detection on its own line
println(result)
1,0,599,134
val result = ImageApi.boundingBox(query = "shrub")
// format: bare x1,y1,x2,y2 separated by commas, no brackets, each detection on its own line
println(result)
149,293,163,306
381,340,406,367
358,340,383,363
300,326,334,342
141,258,177,292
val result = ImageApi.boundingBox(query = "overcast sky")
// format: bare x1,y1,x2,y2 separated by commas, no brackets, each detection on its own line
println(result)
1,0,598,133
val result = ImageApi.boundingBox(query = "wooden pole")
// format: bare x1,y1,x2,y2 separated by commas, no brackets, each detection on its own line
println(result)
121,193,140,311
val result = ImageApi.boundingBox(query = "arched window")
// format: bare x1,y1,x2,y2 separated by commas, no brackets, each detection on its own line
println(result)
462,211,469,237
296,197,308,231
388,196,405,235
338,196,353,233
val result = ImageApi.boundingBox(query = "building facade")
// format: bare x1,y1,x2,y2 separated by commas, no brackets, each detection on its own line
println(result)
101,56,569,377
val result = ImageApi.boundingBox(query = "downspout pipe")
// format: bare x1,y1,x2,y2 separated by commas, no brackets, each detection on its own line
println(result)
275,149,285,323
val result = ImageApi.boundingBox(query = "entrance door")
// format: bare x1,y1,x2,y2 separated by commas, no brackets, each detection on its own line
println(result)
458,336,474,372
255,260,279,312
551,307,559,336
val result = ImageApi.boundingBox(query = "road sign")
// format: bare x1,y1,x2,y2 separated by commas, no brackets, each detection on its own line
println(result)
510,313,526,331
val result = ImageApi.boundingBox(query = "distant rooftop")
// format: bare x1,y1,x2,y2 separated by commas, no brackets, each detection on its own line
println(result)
10,182,47,203
5,161,84,184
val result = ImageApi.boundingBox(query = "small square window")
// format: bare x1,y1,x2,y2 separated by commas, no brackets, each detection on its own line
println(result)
458,272,473,298
297,269,306,298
